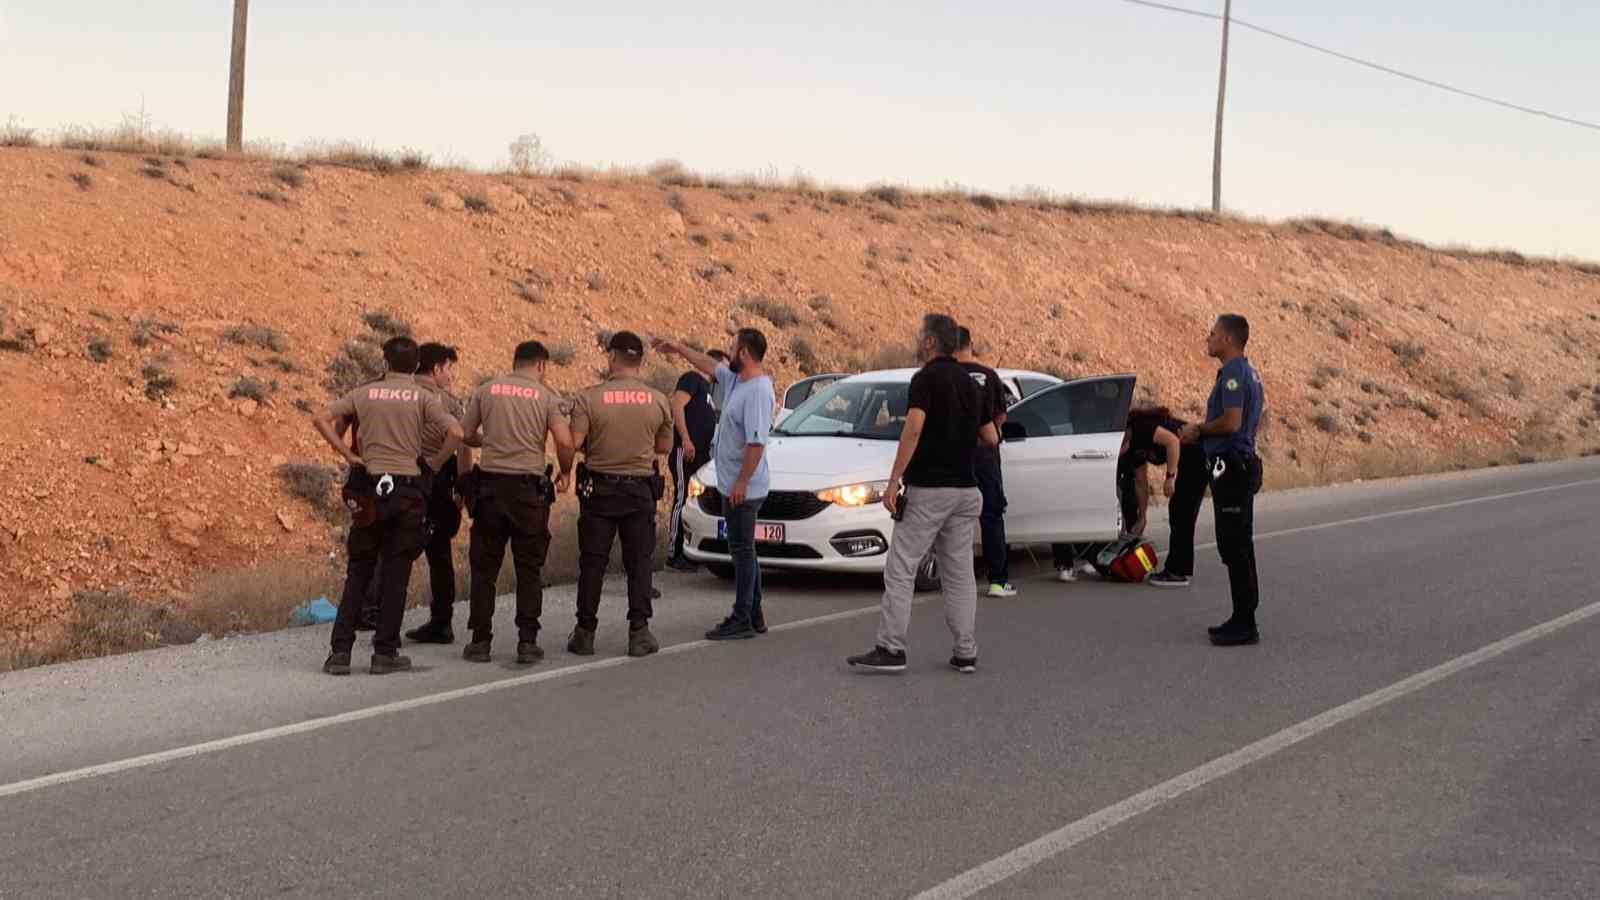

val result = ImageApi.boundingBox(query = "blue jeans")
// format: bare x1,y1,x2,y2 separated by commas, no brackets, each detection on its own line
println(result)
725,498,765,623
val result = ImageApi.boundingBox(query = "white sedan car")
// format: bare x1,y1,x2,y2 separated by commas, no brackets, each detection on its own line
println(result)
680,368,1136,587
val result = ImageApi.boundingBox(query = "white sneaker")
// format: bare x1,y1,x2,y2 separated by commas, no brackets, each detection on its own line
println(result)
986,582,1018,598
1055,566,1078,583
1075,560,1098,578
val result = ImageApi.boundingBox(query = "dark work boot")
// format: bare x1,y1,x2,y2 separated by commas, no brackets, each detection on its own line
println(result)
322,652,352,676
567,626,596,656
405,621,455,644
628,624,660,658
1209,623,1261,647
515,641,544,666
462,638,492,663
369,653,414,675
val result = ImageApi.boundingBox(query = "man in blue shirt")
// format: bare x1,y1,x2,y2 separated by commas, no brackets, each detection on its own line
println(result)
655,329,776,640
1154,314,1265,646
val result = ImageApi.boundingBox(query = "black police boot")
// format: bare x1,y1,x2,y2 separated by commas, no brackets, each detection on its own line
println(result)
567,626,596,656
515,641,544,666
369,653,414,674
405,621,455,644
462,637,492,663
322,652,352,676
1210,623,1260,647
628,623,660,657
1207,619,1237,637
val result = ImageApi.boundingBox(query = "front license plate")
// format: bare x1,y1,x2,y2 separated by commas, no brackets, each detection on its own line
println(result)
717,521,787,543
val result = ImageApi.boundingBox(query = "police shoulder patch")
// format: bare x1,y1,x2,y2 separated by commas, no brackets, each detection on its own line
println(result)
1225,378,1240,391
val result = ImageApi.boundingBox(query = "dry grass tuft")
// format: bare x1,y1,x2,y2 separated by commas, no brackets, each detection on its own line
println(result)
361,309,413,339
224,323,288,352
271,165,305,188
229,376,274,402
549,342,577,366
277,461,341,517
740,295,801,328
87,336,115,363
70,172,93,191
325,340,386,394
867,185,907,208
142,360,178,400
182,557,344,637
971,194,1003,212
790,336,822,376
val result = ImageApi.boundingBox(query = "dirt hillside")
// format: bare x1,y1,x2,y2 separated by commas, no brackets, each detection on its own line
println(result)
2,147,1597,653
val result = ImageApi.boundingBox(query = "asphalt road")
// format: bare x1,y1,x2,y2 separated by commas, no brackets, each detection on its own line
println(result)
2,459,1598,899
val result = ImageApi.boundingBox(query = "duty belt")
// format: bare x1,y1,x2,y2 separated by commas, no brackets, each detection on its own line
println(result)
372,473,425,497
480,471,549,483
590,471,652,483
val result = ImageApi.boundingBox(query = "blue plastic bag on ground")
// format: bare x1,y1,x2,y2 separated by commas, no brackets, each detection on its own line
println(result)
288,596,338,627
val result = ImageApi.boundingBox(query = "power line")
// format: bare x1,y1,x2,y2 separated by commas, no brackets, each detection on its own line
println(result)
1119,0,1600,132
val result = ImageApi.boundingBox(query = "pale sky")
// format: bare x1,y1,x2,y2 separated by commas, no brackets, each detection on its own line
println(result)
4,1,1597,259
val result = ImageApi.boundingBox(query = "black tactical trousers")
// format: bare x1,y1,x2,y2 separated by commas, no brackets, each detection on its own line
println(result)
576,478,657,631
333,484,428,656
467,477,552,643
1211,453,1264,628
1160,448,1213,578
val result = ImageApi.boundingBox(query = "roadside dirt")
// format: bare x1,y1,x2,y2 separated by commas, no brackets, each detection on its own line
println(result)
2,146,1597,650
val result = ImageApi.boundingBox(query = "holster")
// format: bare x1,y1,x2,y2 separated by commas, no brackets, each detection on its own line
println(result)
649,460,666,503
455,466,482,518
342,467,378,528
542,465,558,505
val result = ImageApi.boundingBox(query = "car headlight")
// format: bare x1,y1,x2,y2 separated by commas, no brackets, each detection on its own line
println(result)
688,476,706,500
816,481,889,507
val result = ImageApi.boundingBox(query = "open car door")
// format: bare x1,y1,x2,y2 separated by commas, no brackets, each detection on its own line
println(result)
999,374,1136,543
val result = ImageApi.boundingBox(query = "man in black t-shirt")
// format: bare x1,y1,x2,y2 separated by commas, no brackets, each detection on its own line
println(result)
955,327,1014,598
666,362,719,570
848,314,1000,675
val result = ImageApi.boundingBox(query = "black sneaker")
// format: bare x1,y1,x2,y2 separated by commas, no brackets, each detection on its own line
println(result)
949,656,977,674
847,646,908,672
462,639,492,663
1148,571,1191,588
567,626,596,656
1210,625,1261,647
404,622,455,644
705,617,755,641
515,641,544,666
369,653,414,675
751,612,768,635
322,652,352,676
1207,619,1237,636
665,556,698,573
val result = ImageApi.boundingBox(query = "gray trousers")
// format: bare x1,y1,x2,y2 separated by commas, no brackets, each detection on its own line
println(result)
876,485,983,659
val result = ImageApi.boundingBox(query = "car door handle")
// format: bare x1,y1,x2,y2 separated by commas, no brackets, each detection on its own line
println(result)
1071,450,1110,460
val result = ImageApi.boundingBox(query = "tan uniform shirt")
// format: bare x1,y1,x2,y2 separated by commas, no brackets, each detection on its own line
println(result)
330,373,456,477
463,371,566,475
416,375,465,460
571,377,673,476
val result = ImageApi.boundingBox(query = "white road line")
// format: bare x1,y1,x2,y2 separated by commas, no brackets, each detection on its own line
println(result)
911,599,1600,900
1,475,1595,802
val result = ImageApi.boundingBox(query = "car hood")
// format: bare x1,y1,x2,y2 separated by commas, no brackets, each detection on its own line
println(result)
693,436,897,492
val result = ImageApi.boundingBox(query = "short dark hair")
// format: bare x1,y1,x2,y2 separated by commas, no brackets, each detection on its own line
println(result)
707,349,729,362
417,342,458,374
735,327,767,362
513,340,549,367
921,314,960,356
382,337,420,373
956,326,974,351
1216,314,1250,349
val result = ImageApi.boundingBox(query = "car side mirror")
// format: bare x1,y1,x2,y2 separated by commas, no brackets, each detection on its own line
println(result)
1001,422,1027,442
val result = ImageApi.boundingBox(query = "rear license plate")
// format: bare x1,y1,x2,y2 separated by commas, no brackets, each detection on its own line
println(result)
717,521,787,543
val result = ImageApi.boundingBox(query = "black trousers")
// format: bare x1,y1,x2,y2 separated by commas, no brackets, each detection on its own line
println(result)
1167,450,1263,626
363,478,462,625
576,478,657,631
467,477,552,643
667,446,692,560
975,451,1008,585
332,484,427,656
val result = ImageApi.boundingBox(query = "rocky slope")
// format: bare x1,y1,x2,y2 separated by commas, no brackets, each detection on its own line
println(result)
2,146,1597,652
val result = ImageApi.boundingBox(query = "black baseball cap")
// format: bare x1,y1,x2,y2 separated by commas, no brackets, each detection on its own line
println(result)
606,330,645,358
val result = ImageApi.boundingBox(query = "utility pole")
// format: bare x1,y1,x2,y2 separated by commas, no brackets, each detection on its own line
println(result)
1211,0,1232,213
226,0,249,152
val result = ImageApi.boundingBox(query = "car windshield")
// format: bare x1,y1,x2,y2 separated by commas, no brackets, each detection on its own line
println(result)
773,380,908,440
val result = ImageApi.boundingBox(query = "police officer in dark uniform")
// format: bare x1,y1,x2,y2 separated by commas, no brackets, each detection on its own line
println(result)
567,331,675,658
314,336,463,675
459,341,574,666
1176,314,1265,646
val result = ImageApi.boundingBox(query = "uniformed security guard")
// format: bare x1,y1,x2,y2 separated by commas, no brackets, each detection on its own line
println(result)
567,331,675,658
459,340,575,666
1177,313,1266,646
403,343,473,644
314,336,463,675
